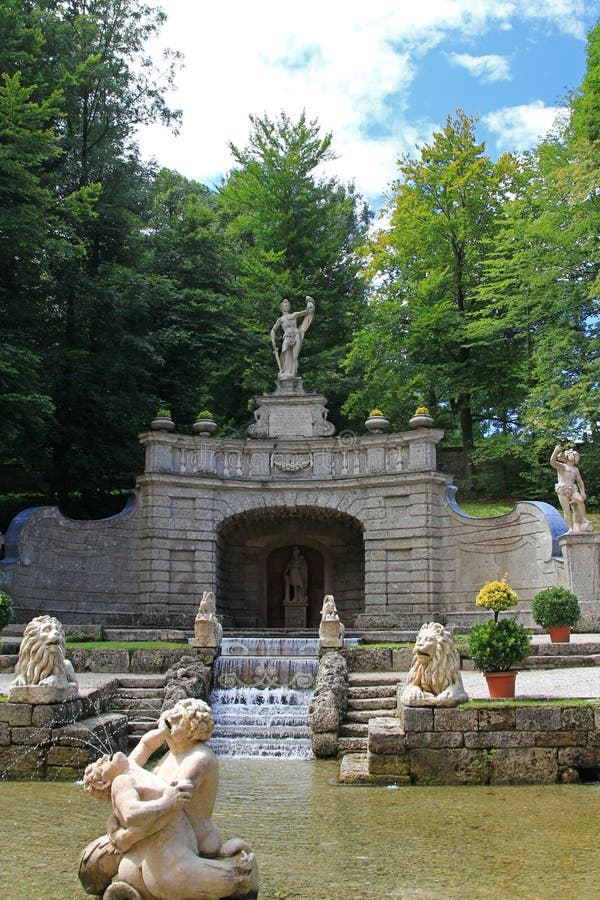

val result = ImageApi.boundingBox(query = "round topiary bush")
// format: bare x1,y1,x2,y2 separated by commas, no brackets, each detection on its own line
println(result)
467,619,531,673
475,575,518,622
532,587,581,629
0,589,14,630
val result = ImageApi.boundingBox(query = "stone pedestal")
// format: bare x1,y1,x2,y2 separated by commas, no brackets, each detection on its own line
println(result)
319,619,344,649
284,603,307,628
559,532,600,627
247,378,335,439
7,682,79,704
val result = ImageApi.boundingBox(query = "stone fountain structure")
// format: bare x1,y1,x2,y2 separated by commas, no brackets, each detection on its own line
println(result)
0,297,598,631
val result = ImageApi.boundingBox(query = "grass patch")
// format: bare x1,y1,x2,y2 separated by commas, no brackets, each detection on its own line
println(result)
66,640,187,650
589,511,600,531
462,698,598,708
459,501,514,517
0,694,6,702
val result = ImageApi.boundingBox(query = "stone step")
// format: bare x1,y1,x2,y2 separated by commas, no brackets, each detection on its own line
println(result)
345,709,397,724
347,684,398,700
347,696,396,711
348,672,401,687
338,736,367,753
117,675,166,688
523,654,600,669
530,641,600,656
110,696,163,711
339,722,368,737
112,687,165,699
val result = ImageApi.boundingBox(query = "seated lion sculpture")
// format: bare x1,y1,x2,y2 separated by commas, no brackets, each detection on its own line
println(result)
9,614,79,702
400,622,468,708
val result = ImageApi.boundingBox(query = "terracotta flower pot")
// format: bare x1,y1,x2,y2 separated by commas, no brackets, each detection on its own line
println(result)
484,671,517,699
548,625,571,643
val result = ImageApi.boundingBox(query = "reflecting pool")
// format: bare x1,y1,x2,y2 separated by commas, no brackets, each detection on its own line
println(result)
1,759,600,899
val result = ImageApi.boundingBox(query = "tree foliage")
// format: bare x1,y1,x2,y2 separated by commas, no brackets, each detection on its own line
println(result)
219,111,369,421
345,111,519,471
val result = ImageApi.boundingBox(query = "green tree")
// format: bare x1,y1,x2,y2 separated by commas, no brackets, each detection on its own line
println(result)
219,111,369,423
140,168,243,428
0,0,182,505
346,111,519,481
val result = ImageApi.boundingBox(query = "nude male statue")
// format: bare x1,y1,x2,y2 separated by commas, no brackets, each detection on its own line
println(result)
270,296,315,378
550,444,593,533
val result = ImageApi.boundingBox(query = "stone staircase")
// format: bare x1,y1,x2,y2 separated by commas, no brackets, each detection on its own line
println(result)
105,675,166,749
338,671,402,755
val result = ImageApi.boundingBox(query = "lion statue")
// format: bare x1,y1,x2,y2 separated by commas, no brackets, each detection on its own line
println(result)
399,622,468,708
9,614,79,702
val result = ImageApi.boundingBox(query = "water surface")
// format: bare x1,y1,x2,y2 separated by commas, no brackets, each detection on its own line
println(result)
1,760,599,899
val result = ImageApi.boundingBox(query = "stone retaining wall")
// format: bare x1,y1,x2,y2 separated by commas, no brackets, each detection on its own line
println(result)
0,646,192,675
343,703,600,785
0,681,128,780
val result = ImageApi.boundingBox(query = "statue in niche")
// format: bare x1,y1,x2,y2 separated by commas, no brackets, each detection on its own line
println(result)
319,595,345,649
551,444,593,533
79,698,258,900
284,546,308,606
270,296,315,378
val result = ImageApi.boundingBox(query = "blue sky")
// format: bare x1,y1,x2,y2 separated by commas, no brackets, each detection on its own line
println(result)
138,1,599,208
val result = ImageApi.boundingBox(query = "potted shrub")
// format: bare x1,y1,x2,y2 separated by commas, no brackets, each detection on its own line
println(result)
467,575,531,698
364,408,389,434
150,408,175,432
193,410,217,436
532,587,581,643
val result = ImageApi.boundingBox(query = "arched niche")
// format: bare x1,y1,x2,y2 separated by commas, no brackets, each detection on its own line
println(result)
217,506,364,629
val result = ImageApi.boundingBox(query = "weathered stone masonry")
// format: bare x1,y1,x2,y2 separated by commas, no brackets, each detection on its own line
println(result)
341,703,600,785
1,424,596,629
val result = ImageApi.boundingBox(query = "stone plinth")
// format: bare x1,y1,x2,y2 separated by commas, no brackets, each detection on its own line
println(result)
284,603,307,628
247,379,335,439
8,682,79,704
559,533,600,626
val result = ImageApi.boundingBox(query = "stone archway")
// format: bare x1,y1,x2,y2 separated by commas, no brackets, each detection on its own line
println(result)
217,506,364,629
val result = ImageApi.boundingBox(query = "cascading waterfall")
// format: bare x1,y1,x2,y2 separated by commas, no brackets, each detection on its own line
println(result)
208,637,319,759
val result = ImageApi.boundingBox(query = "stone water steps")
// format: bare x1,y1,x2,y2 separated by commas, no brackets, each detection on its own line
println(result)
104,675,166,748
209,637,319,758
338,672,401,755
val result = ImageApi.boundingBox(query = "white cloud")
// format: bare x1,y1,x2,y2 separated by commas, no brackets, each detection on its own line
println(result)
136,0,591,205
449,52,511,82
483,101,564,151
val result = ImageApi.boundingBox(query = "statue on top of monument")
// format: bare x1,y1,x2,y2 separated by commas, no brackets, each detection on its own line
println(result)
270,296,315,379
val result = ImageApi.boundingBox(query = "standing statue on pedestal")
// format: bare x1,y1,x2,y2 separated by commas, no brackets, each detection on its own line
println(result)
79,698,258,900
270,296,315,379
284,546,308,605
551,445,593,533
